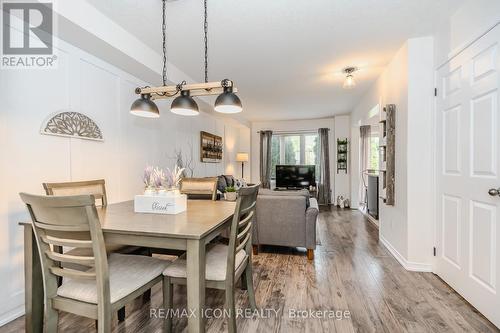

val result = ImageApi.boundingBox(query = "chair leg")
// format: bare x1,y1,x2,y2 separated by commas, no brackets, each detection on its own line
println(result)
117,306,125,322
45,306,59,332
245,263,257,311
225,285,237,333
163,276,173,333
143,248,153,303
97,307,112,333
240,274,248,290
307,249,314,260
143,289,152,303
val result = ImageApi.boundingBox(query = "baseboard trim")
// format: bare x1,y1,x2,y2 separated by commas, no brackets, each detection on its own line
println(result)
358,208,379,228
0,305,24,327
379,235,432,272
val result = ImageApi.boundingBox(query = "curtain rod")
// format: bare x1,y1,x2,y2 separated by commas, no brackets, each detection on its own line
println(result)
256,129,329,134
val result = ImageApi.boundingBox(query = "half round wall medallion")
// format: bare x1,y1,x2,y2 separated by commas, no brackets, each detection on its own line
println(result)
41,111,103,141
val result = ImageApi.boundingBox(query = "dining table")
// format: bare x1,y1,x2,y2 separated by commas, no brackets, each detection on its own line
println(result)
21,199,237,333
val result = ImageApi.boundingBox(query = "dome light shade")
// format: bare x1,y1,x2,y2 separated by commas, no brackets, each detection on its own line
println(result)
171,90,199,116
214,86,242,113
343,74,356,89
130,94,160,118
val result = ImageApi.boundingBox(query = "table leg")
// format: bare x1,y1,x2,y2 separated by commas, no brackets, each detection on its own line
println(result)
186,239,206,333
24,224,44,333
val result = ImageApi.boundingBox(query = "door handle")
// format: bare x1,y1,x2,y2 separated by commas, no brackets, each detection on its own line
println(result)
488,188,500,197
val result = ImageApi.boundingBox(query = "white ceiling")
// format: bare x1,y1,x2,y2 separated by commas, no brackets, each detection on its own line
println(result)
86,0,462,122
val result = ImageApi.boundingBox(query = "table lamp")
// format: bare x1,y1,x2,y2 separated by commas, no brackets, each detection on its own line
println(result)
236,152,249,179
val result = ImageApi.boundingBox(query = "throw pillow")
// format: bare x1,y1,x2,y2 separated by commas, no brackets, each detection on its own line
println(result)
217,175,228,193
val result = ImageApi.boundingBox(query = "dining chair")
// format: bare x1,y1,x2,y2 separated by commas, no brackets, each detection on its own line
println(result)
43,179,141,256
19,193,171,333
43,179,108,206
162,183,260,333
43,179,145,321
179,177,218,200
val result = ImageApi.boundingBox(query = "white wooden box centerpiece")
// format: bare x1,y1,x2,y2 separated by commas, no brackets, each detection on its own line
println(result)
134,192,187,215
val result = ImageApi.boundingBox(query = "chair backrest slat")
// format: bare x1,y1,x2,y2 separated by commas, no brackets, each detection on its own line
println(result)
237,210,254,229
43,179,108,207
237,219,253,242
235,233,251,253
34,221,90,232
50,267,97,280
226,184,260,282
180,177,218,200
45,250,95,267
19,192,110,307
41,234,93,248
239,201,256,217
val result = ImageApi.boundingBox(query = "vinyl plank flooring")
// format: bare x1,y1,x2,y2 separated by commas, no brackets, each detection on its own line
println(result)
1,207,498,333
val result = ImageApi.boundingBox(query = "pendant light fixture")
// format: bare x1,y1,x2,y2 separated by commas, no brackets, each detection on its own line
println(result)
214,79,243,113
171,82,199,116
130,0,242,117
342,67,358,89
130,92,160,118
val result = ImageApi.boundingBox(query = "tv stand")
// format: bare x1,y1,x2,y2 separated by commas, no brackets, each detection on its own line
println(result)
274,187,304,191
274,187,317,197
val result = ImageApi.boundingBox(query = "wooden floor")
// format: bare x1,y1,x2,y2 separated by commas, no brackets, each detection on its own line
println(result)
2,207,498,332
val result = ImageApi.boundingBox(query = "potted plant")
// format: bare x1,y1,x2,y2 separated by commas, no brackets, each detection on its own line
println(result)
224,186,237,201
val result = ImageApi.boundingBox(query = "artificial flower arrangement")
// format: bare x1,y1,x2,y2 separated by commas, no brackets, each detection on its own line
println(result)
143,164,185,196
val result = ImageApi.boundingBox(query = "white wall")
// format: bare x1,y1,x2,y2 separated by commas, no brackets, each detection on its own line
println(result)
350,37,434,270
406,37,435,265
351,42,410,261
0,37,248,324
434,0,500,67
250,118,338,197
237,127,251,180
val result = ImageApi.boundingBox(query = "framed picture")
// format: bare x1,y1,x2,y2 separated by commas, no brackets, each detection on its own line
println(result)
200,131,222,163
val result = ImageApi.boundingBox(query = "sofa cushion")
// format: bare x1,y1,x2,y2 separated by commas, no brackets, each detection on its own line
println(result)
258,188,311,207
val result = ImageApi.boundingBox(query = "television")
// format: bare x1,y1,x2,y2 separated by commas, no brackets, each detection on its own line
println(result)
275,165,316,189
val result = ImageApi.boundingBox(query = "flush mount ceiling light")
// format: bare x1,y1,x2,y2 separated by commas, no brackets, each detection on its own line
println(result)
130,0,242,118
342,67,358,89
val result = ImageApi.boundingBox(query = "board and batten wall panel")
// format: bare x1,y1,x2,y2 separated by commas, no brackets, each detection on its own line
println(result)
0,36,248,325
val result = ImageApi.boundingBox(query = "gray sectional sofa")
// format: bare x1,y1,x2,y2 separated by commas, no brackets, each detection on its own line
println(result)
252,189,319,260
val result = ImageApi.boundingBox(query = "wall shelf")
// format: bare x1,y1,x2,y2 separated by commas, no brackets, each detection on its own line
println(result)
378,104,395,206
337,138,349,173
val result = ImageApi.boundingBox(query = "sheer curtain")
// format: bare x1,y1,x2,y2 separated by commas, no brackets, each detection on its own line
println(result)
359,125,371,206
259,130,273,189
317,128,331,205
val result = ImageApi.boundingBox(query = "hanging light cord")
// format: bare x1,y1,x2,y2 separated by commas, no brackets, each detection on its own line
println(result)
152,0,180,98
204,0,208,83
162,0,167,86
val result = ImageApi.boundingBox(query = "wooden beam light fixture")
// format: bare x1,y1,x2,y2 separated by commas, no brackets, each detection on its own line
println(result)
134,80,238,100
130,0,242,118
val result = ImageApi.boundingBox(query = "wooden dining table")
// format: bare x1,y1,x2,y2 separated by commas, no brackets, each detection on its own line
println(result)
21,199,237,333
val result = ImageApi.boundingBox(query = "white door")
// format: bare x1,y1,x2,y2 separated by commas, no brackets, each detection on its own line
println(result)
435,24,500,328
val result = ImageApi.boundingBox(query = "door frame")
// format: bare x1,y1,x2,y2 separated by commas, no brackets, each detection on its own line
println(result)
432,21,500,274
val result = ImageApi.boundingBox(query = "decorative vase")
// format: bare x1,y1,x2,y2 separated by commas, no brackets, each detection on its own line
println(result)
169,186,181,196
144,186,155,195
157,186,167,196
224,192,237,201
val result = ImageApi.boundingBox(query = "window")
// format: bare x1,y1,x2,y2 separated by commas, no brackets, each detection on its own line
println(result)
369,135,379,170
271,133,319,179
